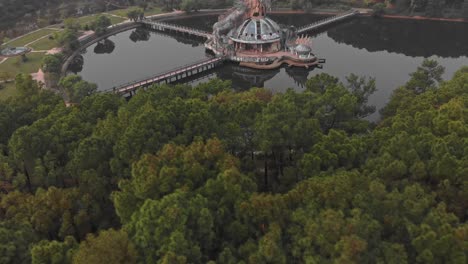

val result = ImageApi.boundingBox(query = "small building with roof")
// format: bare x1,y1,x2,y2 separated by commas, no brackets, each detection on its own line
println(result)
1,46,30,57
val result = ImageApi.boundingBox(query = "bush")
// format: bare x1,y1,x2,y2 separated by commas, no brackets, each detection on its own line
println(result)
373,3,386,16
91,15,111,36
21,54,28,62
41,54,63,73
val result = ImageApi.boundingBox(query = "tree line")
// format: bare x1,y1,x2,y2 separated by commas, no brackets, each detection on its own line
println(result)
0,59,466,263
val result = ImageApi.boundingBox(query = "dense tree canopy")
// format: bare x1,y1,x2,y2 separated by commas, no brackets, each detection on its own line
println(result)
91,15,112,36
0,61,466,263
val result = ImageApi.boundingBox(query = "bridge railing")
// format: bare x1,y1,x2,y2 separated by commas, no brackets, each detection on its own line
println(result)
141,20,212,36
107,57,223,92
297,12,350,31
297,10,358,32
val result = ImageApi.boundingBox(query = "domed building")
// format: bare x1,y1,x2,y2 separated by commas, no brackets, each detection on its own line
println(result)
206,0,320,69
229,14,282,53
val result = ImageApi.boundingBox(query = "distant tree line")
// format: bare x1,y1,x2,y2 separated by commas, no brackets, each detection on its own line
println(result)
278,0,468,18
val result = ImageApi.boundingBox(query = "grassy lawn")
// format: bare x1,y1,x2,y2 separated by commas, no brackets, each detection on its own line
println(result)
3,6,164,48
77,14,127,28
76,15,100,27
0,6,166,100
29,37,59,51
48,24,64,29
107,7,135,17
145,7,163,16
108,16,127,24
2,29,57,48
0,52,46,99
0,52,45,76
107,6,163,17
0,82,17,100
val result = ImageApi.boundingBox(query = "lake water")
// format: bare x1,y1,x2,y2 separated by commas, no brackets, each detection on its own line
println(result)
70,14,468,120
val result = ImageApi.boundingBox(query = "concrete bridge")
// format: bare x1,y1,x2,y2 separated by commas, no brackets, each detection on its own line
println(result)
108,57,224,96
140,19,213,39
297,10,359,34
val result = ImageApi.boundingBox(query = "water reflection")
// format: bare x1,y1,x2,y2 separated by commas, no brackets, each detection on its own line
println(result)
70,29,209,90
217,63,281,89
153,31,204,47
188,63,315,90
129,28,151,42
285,67,313,87
164,14,219,32
68,54,84,74
94,39,115,54
170,14,468,59
327,17,468,58
130,27,203,47
73,14,468,121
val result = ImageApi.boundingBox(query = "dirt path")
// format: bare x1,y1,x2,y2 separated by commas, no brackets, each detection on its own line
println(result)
103,12,127,19
46,48,62,54
0,58,7,65
3,28,44,46
31,68,45,84
24,31,61,48
78,30,95,41
146,10,184,19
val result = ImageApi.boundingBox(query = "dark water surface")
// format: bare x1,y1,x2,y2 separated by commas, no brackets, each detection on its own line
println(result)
71,14,468,120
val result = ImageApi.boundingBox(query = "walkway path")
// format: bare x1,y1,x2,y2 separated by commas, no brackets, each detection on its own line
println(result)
31,69,45,84
44,27,63,31
2,27,62,47
24,31,61,48
103,12,128,19
3,28,45,46
29,48,62,53
146,10,184,19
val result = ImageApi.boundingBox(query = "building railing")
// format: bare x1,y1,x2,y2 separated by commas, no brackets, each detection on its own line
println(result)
229,56,278,63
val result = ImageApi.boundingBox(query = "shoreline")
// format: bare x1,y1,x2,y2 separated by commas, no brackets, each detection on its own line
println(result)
377,14,468,23
270,9,468,23
4,7,467,89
